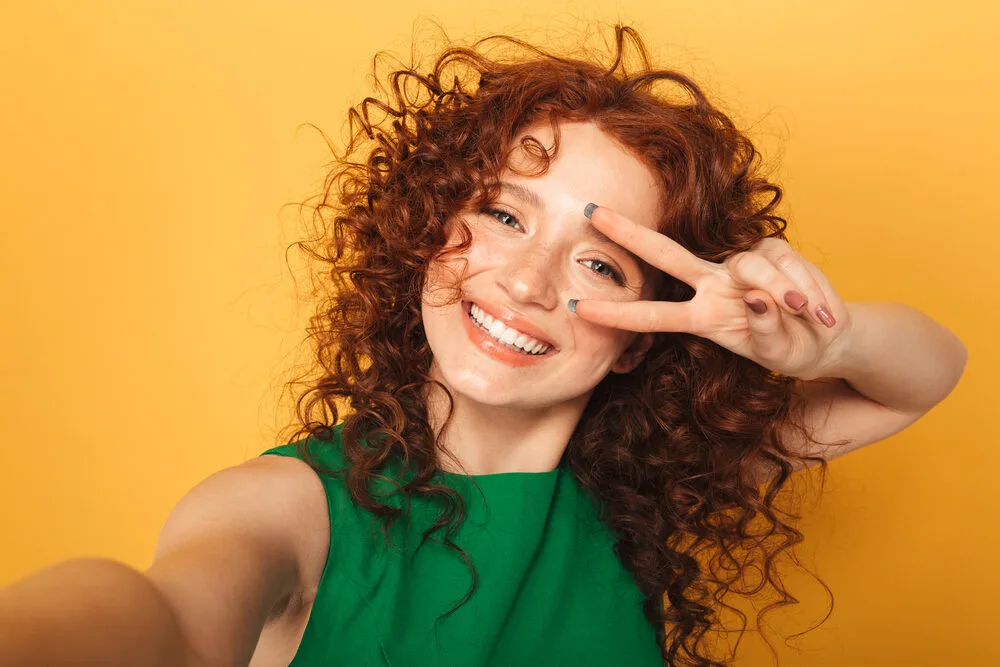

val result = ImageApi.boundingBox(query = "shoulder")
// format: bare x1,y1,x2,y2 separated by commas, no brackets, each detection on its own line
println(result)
144,444,334,667
252,430,350,592
157,449,333,591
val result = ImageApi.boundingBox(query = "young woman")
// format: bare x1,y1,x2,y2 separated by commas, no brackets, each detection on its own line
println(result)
0,25,967,667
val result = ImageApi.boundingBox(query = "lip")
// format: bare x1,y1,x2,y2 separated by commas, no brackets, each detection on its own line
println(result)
460,301,558,366
461,299,559,350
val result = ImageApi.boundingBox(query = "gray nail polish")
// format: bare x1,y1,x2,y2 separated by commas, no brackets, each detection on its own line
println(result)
583,203,597,218
567,299,578,313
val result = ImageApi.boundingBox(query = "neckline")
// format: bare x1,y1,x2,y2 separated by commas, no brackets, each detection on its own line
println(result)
434,464,563,482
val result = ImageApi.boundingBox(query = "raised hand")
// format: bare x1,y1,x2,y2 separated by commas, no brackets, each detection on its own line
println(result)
570,204,854,381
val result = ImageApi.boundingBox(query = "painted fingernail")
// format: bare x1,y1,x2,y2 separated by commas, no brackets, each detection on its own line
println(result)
583,203,598,218
567,298,578,313
816,304,836,328
784,290,808,310
744,297,767,315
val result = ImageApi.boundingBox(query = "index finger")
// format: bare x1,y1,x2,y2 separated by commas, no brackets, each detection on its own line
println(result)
587,204,710,288
572,298,693,333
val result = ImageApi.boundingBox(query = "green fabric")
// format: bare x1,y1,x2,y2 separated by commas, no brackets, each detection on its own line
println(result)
260,422,662,666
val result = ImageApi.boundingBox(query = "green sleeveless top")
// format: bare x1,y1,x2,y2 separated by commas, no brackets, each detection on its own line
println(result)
260,423,663,666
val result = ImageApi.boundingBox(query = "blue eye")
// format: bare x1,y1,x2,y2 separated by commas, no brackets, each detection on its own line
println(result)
480,206,626,286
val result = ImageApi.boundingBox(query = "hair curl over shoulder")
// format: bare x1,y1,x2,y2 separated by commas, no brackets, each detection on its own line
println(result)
278,22,841,666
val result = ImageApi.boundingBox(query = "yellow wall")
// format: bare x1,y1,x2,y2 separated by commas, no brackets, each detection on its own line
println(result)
1,1,995,664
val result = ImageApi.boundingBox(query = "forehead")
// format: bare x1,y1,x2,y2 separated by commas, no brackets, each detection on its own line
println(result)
506,120,663,233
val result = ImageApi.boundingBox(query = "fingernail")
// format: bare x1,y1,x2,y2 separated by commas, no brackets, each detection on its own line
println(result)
744,297,767,315
784,290,808,310
583,203,598,218
816,304,836,328
567,298,578,313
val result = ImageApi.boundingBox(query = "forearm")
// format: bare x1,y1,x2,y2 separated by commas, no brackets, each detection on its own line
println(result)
0,557,203,667
827,301,968,413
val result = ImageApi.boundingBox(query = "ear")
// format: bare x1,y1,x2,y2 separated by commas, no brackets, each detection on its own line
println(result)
611,332,655,374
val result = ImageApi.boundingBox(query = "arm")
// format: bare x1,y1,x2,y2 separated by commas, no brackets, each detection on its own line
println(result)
820,301,968,414
0,454,330,667
0,557,203,667
762,302,968,479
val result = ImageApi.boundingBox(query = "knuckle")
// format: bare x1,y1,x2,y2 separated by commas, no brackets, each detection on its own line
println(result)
727,251,751,271
774,253,799,271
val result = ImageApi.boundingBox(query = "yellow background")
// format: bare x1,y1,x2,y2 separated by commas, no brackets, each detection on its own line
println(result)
1,1,995,664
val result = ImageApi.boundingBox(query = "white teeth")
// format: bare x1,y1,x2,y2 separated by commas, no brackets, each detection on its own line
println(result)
488,320,505,339
468,303,551,355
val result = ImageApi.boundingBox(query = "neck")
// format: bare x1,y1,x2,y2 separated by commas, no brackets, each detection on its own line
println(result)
424,365,591,476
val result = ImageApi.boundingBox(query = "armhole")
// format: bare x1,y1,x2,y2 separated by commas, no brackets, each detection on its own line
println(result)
259,448,337,655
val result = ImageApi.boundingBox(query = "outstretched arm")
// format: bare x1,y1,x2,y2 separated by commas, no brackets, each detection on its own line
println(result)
0,454,328,667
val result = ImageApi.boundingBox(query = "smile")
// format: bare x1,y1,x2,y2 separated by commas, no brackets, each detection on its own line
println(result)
468,302,552,354
460,300,558,366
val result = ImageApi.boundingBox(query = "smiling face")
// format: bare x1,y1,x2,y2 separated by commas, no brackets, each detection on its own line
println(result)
420,119,664,411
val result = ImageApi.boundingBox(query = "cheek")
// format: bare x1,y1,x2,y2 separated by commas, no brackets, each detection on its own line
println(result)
431,217,486,274
424,232,475,286
575,327,630,360
422,256,467,310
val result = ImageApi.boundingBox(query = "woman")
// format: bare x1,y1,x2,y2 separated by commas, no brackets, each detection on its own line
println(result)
0,24,967,667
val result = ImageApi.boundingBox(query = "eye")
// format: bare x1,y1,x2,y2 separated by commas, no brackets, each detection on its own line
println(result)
482,206,524,231
580,259,625,285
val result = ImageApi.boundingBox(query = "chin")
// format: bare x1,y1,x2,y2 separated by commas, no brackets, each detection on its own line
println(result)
429,358,528,407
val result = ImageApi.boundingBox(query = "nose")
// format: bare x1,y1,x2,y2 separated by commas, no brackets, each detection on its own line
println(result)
495,241,561,310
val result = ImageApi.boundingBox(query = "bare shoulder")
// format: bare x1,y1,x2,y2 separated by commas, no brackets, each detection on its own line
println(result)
251,453,331,595
154,453,331,595
146,452,330,667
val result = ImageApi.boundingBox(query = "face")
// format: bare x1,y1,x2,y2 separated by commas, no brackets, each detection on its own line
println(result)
420,119,663,411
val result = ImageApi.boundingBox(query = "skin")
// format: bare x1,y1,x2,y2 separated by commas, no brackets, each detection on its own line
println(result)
420,119,662,475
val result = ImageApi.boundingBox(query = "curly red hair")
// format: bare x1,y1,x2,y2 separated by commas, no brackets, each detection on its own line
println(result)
278,23,840,666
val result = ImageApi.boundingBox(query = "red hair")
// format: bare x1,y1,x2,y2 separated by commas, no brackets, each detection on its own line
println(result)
279,23,840,666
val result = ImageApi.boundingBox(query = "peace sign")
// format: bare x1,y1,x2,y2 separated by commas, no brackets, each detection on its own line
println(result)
570,205,855,381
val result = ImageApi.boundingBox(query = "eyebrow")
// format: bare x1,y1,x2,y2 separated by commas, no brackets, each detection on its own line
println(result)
500,181,546,211
499,181,646,272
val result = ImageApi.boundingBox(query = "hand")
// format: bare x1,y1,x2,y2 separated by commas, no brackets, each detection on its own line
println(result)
571,205,855,381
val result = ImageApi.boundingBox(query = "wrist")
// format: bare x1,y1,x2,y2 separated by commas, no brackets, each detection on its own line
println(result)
810,302,860,381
